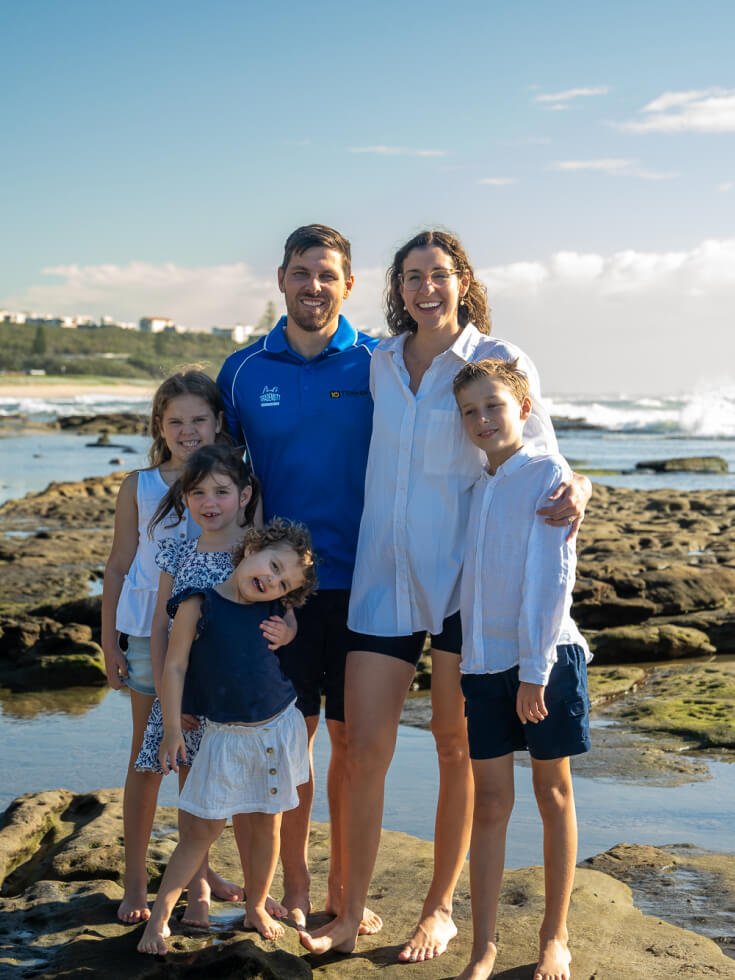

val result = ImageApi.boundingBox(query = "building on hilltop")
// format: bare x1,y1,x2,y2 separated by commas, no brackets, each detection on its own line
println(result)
211,323,257,344
139,316,177,333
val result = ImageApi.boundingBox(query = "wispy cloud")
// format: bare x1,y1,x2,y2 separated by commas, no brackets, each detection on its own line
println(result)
618,88,735,133
534,86,609,111
551,158,678,180
348,145,447,157
478,177,518,186
719,181,734,193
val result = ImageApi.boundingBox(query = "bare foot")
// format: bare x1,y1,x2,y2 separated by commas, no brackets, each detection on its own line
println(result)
534,938,571,980
207,867,244,902
117,892,151,925
398,906,458,962
455,942,498,979
282,887,311,928
324,893,383,936
181,876,210,929
137,920,171,955
244,906,285,941
298,914,360,955
266,894,288,919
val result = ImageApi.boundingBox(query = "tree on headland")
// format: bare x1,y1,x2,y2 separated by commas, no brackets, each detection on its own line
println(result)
255,301,278,334
32,325,47,355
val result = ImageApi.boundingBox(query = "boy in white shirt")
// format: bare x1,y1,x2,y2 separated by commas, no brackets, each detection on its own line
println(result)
452,358,591,980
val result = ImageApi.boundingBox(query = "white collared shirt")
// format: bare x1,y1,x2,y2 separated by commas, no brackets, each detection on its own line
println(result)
348,325,558,637
460,448,590,684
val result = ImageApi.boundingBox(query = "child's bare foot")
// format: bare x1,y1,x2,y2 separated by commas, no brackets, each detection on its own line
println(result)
181,876,211,929
207,867,244,902
137,920,171,955
265,894,288,919
244,906,285,941
298,914,360,955
398,906,458,961
456,941,498,979
534,938,571,980
324,890,383,936
282,885,311,927
117,892,150,924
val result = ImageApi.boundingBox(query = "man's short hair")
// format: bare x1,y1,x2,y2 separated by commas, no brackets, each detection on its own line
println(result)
280,224,352,278
452,358,530,405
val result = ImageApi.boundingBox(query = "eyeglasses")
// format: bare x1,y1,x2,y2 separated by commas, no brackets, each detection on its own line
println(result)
399,269,460,291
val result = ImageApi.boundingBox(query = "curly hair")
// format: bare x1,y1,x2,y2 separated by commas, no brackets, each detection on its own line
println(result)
148,444,259,536
385,230,491,336
233,518,318,609
148,366,229,466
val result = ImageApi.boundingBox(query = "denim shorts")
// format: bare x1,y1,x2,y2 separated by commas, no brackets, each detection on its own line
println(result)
461,644,591,761
124,635,156,697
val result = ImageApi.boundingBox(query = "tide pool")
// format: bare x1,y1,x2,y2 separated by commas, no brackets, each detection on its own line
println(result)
2,688,733,868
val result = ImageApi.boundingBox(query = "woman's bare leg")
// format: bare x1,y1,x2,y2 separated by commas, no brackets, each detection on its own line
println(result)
119,689,161,924
299,650,414,954
400,647,473,961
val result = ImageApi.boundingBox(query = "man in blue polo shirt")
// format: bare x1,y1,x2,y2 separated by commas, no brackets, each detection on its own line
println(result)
217,225,379,931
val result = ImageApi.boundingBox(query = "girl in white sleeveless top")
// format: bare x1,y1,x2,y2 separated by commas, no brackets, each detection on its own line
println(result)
101,369,226,926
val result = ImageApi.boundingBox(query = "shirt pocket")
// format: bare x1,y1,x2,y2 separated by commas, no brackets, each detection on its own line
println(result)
424,408,465,476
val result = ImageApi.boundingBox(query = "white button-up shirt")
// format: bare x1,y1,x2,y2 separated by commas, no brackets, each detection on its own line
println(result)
460,448,590,685
348,325,558,637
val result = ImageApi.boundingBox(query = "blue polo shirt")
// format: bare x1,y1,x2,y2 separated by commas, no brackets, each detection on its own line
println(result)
217,315,377,589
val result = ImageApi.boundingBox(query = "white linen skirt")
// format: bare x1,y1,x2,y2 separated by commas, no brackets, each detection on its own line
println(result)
178,701,308,819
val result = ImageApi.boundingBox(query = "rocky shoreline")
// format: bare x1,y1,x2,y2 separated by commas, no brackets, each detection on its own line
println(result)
1,790,734,978
1,453,734,976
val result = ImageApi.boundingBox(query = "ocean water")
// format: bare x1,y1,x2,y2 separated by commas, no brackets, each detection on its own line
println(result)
2,690,733,868
1,387,733,504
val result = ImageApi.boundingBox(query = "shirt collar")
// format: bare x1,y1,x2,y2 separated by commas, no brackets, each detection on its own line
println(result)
481,446,531,483
378,323,486,364
264,315,358,359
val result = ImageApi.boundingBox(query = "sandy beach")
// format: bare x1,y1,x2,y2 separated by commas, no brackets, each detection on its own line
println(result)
0,376,156,400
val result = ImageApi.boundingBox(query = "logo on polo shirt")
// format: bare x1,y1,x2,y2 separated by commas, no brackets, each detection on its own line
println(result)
259,385,280,408
330,389,369,398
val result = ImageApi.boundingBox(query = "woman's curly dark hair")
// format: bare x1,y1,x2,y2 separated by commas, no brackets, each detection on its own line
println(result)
385,229,491,336
233,518,318,609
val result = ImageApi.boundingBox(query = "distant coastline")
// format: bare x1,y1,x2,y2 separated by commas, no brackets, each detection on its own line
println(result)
0,375,156,399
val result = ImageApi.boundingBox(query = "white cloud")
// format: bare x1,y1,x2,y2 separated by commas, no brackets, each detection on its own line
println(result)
4,241,734,392
718,181,733,192
478,177,518,186
1,260,390,337
348,145,447,157
534,86,609,111
551,158,678,179
476,239,735,392
619,88,735,133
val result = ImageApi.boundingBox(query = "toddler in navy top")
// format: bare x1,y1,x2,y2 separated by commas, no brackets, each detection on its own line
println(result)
138,519,317,956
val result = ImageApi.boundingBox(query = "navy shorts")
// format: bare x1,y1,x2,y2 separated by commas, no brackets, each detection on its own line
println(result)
347,610,462,667
461,644,591,761
277,590,351,722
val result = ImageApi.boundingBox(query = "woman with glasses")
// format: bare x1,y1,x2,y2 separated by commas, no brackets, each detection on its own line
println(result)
299,230,589,961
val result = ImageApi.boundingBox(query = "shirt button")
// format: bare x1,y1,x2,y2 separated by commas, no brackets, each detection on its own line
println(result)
266,747,274,754
269,767,277,775
270,787,278,795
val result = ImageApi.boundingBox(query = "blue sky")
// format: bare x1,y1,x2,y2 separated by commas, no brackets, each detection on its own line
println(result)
2,0,734,393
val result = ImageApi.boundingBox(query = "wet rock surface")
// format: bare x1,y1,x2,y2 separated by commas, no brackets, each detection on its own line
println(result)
1,790,734,979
